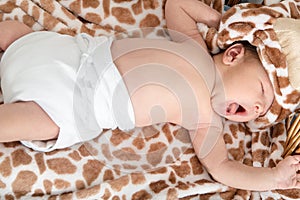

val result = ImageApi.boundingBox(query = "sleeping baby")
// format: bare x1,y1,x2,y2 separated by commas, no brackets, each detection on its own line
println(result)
0,0,299,192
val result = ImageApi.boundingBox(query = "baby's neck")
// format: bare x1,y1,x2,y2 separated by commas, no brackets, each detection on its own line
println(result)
209,55,227,118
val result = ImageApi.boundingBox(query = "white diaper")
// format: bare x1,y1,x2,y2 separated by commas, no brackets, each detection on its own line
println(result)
0,32,135,152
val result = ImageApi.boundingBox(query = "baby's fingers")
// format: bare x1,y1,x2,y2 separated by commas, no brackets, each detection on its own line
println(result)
295,174,300,188
291,160,300,174
296,163,300,172
293,155,300,162
284,155,300,165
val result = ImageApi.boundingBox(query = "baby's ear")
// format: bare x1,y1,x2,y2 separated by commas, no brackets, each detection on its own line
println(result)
222,43,245,66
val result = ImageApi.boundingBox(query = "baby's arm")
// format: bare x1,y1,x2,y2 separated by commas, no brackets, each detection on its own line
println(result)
165,0,221,50
190,126,300,191
0,20,33,51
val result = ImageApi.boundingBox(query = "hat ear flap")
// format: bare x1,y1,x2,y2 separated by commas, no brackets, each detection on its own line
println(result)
274,18,300,91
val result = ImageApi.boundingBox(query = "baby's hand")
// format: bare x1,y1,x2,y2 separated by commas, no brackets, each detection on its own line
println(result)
273,155,300,189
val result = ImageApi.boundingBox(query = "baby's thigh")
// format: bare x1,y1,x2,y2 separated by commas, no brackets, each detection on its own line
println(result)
0,101,59,142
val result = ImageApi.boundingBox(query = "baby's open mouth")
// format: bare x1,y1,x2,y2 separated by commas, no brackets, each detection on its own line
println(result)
226,103,246,115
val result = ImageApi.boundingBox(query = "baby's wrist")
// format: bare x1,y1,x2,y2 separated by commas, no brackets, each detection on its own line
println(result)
270,166,281,190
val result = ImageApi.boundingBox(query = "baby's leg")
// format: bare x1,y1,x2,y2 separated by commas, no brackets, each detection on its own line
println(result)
0,101,59,142
0,20,33,51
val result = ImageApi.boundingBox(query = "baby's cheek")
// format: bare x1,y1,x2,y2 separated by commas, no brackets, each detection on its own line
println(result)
211,102,226,118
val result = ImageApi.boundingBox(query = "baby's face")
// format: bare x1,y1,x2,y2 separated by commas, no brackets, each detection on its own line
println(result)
213,58,274,122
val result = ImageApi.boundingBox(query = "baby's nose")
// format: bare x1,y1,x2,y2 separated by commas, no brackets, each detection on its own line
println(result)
254,103,264,115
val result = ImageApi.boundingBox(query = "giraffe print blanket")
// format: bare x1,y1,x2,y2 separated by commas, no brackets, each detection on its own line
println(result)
0,0,300,199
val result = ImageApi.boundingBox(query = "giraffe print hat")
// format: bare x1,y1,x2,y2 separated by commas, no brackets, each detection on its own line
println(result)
216,0,300,131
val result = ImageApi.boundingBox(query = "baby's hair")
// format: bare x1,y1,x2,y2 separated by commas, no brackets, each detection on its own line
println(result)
219,41,258,58
232,40,259,59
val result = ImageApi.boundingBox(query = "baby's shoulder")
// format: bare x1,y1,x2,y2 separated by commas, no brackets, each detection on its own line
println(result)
178,40,216,91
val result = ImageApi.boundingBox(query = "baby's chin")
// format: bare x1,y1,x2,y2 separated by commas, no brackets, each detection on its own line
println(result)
224,115,251,122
